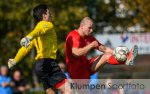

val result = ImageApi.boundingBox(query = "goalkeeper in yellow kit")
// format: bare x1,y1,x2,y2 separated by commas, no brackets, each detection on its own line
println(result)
8,4,72,94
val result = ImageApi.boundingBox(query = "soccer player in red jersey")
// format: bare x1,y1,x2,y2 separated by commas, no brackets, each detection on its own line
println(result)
65,17,138,80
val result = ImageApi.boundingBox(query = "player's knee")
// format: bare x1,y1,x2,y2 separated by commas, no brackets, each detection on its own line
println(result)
65,88,73,94
60,88,72,94
46,88,56,94
58,82,73,94
103,53,112,60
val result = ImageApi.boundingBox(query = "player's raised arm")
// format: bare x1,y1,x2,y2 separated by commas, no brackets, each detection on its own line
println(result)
8,41,34,69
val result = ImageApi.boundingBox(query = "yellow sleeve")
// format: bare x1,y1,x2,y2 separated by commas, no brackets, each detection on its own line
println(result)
14,41,34,63
26,22,54,40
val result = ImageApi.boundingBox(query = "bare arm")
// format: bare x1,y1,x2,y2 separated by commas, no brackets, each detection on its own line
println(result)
72,45,92,57
98,44,114,54
72,41,99,57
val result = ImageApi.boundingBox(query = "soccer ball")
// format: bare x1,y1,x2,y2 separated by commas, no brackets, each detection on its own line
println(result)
114,46,129,62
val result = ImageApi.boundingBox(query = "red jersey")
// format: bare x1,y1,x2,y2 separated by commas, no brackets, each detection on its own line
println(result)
65,30,101,79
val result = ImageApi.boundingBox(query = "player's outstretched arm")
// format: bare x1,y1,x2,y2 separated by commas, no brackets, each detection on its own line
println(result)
72,41,99,56
8,41,34,69
98,44,114,54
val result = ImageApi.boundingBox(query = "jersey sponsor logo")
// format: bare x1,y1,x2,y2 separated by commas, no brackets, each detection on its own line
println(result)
43,24,49,28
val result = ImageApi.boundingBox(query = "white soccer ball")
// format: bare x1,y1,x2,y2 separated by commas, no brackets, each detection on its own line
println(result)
114,46,129,62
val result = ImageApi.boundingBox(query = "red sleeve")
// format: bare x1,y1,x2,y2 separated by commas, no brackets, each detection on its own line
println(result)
72,36,80,48
66,35,80,49
87,36,101,49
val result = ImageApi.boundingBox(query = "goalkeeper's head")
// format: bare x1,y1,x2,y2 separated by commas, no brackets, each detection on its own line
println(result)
33,4,52,22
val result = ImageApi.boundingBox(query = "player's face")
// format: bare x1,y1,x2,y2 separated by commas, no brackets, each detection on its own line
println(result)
44,9,51,21
82,21,94,36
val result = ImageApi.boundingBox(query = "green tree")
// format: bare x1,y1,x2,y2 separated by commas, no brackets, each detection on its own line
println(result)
123,0,150,32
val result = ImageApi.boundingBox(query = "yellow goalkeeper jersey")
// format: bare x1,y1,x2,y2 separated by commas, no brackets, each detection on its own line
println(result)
14,21,57,63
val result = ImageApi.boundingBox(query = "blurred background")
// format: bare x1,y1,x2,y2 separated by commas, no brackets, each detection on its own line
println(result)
0,0,150,94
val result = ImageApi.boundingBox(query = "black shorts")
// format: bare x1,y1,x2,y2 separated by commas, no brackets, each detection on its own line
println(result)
34,58,66,90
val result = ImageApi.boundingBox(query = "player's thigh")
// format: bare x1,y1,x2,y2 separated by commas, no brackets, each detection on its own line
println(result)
90,55,104,72
90,53,112,71
87,56,101,74
34,59,66,90
92,53,112,64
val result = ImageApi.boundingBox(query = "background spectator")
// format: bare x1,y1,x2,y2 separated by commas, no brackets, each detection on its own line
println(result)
0,65,14,94
12,70,28,94
58,62,70,79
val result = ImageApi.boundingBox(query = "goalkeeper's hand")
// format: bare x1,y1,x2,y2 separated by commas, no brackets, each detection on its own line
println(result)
8,59,16,69
20,37,30,48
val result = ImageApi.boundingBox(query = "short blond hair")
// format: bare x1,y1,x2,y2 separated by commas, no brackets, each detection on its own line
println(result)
80,17,93,25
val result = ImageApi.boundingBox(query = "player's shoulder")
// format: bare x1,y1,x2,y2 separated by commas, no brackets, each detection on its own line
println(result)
66,30,80,40
36,21,54,29
68,30,79,37
66,30,80,41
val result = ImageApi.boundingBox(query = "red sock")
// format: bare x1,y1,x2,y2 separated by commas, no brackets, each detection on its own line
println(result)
108,55,125,65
